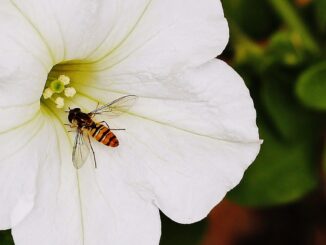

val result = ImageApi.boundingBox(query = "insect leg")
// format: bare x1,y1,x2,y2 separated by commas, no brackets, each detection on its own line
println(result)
65,124,77,134
64,107,71,113
87,135,97,169
64,123,78,129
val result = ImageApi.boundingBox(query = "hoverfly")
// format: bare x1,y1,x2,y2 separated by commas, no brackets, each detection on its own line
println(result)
66,95,137,169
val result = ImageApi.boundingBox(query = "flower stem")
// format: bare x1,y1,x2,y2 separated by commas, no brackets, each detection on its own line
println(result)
269,0,319,54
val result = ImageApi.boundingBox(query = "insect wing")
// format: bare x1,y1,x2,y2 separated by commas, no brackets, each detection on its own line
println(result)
89,95,137,118
72,128,91,169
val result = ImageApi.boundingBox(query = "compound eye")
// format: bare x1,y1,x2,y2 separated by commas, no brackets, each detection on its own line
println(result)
68,114,74,123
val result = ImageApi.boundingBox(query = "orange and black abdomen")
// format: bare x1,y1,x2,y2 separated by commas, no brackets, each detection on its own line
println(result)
89,123,119,147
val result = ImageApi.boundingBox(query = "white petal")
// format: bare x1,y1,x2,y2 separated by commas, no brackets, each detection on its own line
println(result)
50,0,227,76
94,116,260,224
0,2,51,106
89,0,228,73
12,111,161,245
10,0,227,66
0,102,40,133
9,0,133,61
73,60,260,223
1,0,227,105
76,59,259,142
79,163,161,245
0,110,48,229
11,110,83,244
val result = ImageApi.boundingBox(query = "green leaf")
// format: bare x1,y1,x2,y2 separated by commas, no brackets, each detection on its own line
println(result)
227,121,318,207
269,0,320,54
315,0,326,32
296,62,326,110
160,213,206,245
228,76,320,207
264,31,306,67
0,230,14,245
262,74,320,141
222,0,279,39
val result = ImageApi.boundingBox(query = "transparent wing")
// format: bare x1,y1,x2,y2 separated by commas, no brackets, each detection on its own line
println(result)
89,95,137,118
72,128,91,169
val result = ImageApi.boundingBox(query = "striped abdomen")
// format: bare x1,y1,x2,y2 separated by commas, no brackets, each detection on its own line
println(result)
88,123,119,147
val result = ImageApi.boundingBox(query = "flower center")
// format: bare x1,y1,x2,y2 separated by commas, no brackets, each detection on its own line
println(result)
42,66,77,109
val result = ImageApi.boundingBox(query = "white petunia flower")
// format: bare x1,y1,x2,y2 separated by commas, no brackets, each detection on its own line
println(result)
0,1,261,245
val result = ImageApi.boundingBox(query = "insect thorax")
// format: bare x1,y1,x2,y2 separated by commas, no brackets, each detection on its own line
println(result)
69,111,92,127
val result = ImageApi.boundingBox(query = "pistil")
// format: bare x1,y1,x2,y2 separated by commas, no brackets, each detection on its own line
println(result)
42,74,76,109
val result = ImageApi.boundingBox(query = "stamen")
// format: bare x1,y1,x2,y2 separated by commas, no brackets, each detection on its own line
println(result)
55,97,65,108
58,75,70,85
64,87,77,97
42,74,76,110
43,88,54,99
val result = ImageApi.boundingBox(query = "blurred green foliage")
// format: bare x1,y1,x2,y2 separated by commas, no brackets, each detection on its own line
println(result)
160,214,206,245
1,0,325,244
0,231,13,245
225,0,325,207
296,62,326,110
316,0,326,31
222,0,280,39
